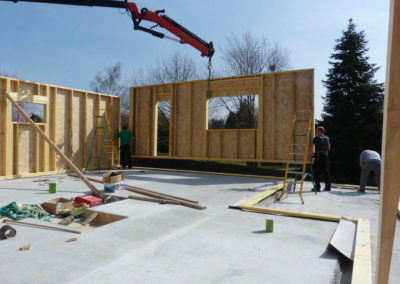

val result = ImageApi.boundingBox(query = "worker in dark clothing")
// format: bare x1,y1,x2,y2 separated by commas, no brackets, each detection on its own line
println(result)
312,126,331,191
116,126,134,168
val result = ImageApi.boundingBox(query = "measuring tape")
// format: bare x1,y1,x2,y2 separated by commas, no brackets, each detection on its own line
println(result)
0,225,17,239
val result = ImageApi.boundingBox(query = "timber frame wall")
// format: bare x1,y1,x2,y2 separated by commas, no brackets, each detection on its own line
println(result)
130,69,314,163
0,76,120,179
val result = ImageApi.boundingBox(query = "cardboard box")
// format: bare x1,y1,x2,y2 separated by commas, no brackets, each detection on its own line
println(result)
42,198,74,215
103,171,125,192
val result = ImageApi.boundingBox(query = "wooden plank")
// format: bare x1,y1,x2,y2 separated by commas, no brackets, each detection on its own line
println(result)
257,78,264,159
81,92,87,167
13,124,19,175
352,219,372,284
33,127,39,173
50,87,56,171
3,79,13,176
3,90,103,198
67,90,73,160
43,85,50,172
376,1,400,283
9,92,48,104
202,87,208,158
188,83,192,156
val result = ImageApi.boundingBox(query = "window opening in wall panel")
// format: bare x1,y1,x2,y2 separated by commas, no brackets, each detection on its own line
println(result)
208,94,259,129
12,102,45,123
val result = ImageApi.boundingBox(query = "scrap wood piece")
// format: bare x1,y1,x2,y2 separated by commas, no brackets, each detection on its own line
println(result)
128,195,181,205
19,244,32,251
82,212,98,226
68,173,199,204
5,219,81,234
66,237,78,242
3,91,103,199
329,218,357,261
331,183,378,191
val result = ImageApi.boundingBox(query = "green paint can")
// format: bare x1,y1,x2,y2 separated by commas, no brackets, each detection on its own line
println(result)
49,179,57,194
266,219,274,233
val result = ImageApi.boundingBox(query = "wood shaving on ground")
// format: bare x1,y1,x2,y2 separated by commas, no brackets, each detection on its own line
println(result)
19,244,32,251
66,237,78,242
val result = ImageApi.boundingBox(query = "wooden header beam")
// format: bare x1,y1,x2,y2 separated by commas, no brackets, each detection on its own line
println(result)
376,0,400,283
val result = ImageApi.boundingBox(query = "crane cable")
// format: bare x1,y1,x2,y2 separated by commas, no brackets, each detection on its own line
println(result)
207,57,212,99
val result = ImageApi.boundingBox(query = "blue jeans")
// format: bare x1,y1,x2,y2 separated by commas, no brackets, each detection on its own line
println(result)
360,160,381,191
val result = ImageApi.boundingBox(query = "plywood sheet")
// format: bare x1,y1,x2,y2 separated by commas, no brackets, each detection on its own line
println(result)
55,89,68,169
238,131,256,159
71,93,82,168
190,83,205,157
207,131,221,158
175,84,191,156
274,73,295,160
262,75,275,160
221,131,238,159
18,125,35,173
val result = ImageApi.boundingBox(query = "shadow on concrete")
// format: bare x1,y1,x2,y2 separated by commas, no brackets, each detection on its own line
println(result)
252,230,270,234
319,247,339,260
111,171,277,187
226,182,281,192
328,191,379,197
0,187,86,194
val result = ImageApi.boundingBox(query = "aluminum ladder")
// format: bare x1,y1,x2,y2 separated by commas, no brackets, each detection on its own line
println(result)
277,109,314,204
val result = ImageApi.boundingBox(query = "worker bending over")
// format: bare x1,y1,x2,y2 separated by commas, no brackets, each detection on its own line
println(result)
117,126,134,168
312,126,331,191
359,150,381,192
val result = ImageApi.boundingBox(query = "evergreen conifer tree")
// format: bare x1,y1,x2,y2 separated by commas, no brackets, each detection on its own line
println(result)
320,19,384,183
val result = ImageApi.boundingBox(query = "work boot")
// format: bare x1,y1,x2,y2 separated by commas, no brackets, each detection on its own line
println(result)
323,188,331,191
358,189,365,193
312,188,321,192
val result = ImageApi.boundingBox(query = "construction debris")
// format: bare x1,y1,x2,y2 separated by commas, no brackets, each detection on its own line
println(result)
4,219,81,234
69,174,206,210
0,224,17,239
66,237,78,242
19,244,32,251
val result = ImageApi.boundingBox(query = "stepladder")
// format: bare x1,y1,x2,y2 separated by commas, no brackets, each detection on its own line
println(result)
278,109,314,204
84,110,121,173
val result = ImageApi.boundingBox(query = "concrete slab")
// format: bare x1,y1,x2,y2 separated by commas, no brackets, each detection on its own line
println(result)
0,169,396,283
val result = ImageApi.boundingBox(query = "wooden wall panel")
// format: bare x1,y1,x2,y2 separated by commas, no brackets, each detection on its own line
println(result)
238,131,257,159
175,84,191,156
18,125,36,173
71,92,83,168
0,76,120,179
190,83,205,157
130,69,314,163
136,88,152,156
274,73,295,160
55,88,68,169
221,131,238,159
262,75,276,160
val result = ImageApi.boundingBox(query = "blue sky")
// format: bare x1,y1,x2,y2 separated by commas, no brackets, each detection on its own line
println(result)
0,0,390,119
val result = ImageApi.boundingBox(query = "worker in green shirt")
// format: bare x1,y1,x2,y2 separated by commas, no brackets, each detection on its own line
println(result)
116,126,134,168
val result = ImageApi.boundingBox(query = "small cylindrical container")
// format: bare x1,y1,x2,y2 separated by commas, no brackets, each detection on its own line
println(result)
266,219,274,233
49,179,57,193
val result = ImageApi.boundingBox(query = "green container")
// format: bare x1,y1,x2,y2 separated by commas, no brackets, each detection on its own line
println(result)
266,219,274,233
49,179,57,193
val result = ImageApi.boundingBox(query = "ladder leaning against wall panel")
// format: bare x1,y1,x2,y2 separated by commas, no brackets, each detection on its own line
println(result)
277,109,314,204
84,109,121,173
